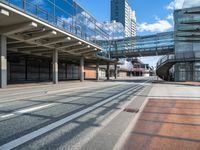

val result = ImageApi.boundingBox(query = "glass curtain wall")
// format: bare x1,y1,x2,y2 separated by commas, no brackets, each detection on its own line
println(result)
104,32,174,54
1,0,109,45
174,5,200,81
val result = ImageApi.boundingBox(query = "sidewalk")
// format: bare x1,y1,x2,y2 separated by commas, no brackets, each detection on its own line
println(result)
153,80,200,87
117,82,200,150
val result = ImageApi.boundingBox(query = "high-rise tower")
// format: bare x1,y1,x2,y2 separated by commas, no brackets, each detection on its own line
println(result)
111,0,136,37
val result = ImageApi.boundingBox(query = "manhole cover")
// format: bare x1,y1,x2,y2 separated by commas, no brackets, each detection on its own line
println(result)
124,108,139,113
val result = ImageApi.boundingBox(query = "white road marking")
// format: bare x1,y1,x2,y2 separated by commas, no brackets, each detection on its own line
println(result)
1,104,55,118
0,82,122,105
0,83,124,119
0,80,149,150
72,83,150,150
0,90,46,98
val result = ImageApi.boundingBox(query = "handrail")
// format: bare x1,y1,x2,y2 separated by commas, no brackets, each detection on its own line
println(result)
156,51,200,68
0,0,110,45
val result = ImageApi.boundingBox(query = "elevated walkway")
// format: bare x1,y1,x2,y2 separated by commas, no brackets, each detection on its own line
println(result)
0,0,109,61
0,0,175,60
99,32,175,58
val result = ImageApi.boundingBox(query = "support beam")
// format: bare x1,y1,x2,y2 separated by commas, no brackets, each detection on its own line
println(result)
114,64,117,79
8,43,36,49
78,48,96,54
31,50,52,54
0,22,37,35
57,41,81,49
41,36,72,46
18,47,49,52
80,56,84,82
0,35,7,88
67,47,88,53
96,61,100,81
7,39,21,44
81,50,97,57
53,49,58,84
107,62,110,80
26,30,57,41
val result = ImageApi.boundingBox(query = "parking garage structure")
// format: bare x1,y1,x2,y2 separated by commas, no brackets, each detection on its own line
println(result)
0,0,117,88
1,0,200,88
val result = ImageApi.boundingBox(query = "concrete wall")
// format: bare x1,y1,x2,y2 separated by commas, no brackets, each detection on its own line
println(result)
175,62,200,81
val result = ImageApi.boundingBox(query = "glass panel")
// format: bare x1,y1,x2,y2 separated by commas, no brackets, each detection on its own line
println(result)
4,0,109,46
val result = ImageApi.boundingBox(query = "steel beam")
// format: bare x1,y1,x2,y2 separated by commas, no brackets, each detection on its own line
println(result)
107,62,110,80
8,43,36,49
0,22,37,35
41,36,71,46
26,30,57,41
80,56,84,82
0,35,7,88
96,61,100,81
53,49,58,84
66,46,89,53
57,41,81,49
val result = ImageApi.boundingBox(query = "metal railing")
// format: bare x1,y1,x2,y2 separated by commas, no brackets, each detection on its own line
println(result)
157,51,200,68
0,0,110,46
157,55,175,68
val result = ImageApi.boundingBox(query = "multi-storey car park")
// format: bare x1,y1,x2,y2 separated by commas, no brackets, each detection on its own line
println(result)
0,0,200,88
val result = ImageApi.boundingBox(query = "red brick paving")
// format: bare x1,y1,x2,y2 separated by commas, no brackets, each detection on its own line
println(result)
122,99,200,150
184,82,200,86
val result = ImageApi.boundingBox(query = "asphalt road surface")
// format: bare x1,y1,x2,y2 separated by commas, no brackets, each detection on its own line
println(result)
0,77,153,150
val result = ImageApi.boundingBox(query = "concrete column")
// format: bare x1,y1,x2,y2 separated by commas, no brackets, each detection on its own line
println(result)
80,56,84,82
106,62,110,80
114,64,117,79
53,49,58,84
96,61,100,81
0,35,7,88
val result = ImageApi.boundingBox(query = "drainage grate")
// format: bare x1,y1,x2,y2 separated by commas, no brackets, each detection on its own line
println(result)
124,108,139,113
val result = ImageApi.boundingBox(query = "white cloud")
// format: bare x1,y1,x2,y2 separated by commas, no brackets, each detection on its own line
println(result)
166,0,184,10
138,20,173,33
166,1,175,10
166,0,200,10
167,14,173,20
183,0,200,8
176,0,185,9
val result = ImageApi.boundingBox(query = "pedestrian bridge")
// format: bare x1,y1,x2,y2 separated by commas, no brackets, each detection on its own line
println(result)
97,32,175,58
0,0,175,61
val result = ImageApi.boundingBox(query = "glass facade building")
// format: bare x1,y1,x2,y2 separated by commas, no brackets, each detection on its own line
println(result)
1,0,110,44
1,0,200,82
174,5,200,81
111,0,136,37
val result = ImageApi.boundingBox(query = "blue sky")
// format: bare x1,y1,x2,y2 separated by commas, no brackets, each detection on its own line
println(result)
76,0,177,67
77,0,174,35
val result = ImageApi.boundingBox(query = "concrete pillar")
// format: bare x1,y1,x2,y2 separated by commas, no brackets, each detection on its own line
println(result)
114,64,117,79
107,62,110,80
96,61,100,81
53,49,58,84
80,56,84,82
0,35,7,88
